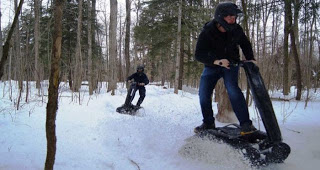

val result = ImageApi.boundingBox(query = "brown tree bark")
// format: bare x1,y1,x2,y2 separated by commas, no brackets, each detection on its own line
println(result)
0,1,3,60
73,0,84,92
108,0,118,95
124,0,131,84
283,0,290,95
88,0,93,95
103,10,109,86
45,0,65,169
174,0,182,94
34,0,41,88
0,0,24,79
118,14,123,82
215,80,237,123
290,29,302,100
14,0,23,107
285,0,302,100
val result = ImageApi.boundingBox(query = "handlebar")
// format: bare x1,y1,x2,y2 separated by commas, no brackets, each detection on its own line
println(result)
229,60,256,67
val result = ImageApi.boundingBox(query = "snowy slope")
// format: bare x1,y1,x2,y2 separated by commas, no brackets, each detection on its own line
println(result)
0,82,320,170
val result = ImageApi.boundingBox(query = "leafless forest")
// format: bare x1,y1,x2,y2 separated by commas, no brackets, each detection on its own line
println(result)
0,0,319,169
1,0,319,98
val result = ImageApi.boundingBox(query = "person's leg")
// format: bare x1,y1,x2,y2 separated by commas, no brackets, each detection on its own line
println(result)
129,84,138,104
223,66,252,126
199,67,221,125
136,87,146,106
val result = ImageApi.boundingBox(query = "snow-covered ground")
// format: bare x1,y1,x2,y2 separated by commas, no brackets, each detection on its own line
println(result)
0,81,320,170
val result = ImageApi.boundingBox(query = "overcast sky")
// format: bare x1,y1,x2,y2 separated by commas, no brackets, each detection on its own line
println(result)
1,0,128,29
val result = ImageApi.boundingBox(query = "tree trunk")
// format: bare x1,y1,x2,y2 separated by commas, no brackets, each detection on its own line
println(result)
34,0,41,88
24,16,31,103
45,0,65,169
103,11,109,87
92,0,97,90
118,14,123,82
283,0,290,95
109,0,118,95
178,36,184,90
0,0,3,60
285,0,302,100
174,0,182,94
304,5,315,105
215,80,237,123
13,0,22,93
88,0,93,95
73,0,83,92
0,0,23,79
290,28,302,100
124,0,131,85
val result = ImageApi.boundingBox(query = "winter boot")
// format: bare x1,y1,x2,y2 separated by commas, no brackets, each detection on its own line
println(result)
194,122,216,133
240,122,257,135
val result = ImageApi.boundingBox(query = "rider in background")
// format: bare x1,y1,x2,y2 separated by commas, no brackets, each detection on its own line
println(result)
127,65,150,108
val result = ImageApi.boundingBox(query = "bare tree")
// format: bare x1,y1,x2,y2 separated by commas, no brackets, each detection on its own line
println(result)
108,0,118,95
215,80,237,123
103,10,110,85
304,0,316,106
283,0,290,95
13,0,23,94
124,0,131,85
133,0,141,73
34,0,41,89
174,0,182,94
0,0,24,80
45,0,65,169
73,0,84,92
88,0,93,95
0,0,3,59
285,0,302,100
118,11,123,82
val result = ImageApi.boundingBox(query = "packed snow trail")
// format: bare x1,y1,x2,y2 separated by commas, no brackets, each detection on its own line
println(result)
1,82,320,169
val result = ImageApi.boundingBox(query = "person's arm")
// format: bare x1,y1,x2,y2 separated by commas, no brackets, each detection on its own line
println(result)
144,74,149,85
127,73,136,82
238,27,255,61
195,29,218,65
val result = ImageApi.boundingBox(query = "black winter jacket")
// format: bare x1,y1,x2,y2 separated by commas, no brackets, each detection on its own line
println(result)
127,72,149,85
195,19,254,67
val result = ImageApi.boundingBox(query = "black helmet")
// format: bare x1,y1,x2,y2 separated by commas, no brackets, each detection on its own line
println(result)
214,2,242,32
137,65,144,72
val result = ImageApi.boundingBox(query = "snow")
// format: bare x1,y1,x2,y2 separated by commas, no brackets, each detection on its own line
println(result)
1,81,320,170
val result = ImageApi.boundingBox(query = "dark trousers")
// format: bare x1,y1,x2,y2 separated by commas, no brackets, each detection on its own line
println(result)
199,66,251,126
130,85,146,106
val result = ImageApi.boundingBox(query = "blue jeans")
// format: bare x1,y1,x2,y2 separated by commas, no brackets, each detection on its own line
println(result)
199,66,251,126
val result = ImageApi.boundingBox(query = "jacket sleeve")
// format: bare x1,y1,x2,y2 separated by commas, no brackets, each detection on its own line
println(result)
127,73,136,81
194,29,217,65
144,74,150,85
238,28,255,61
